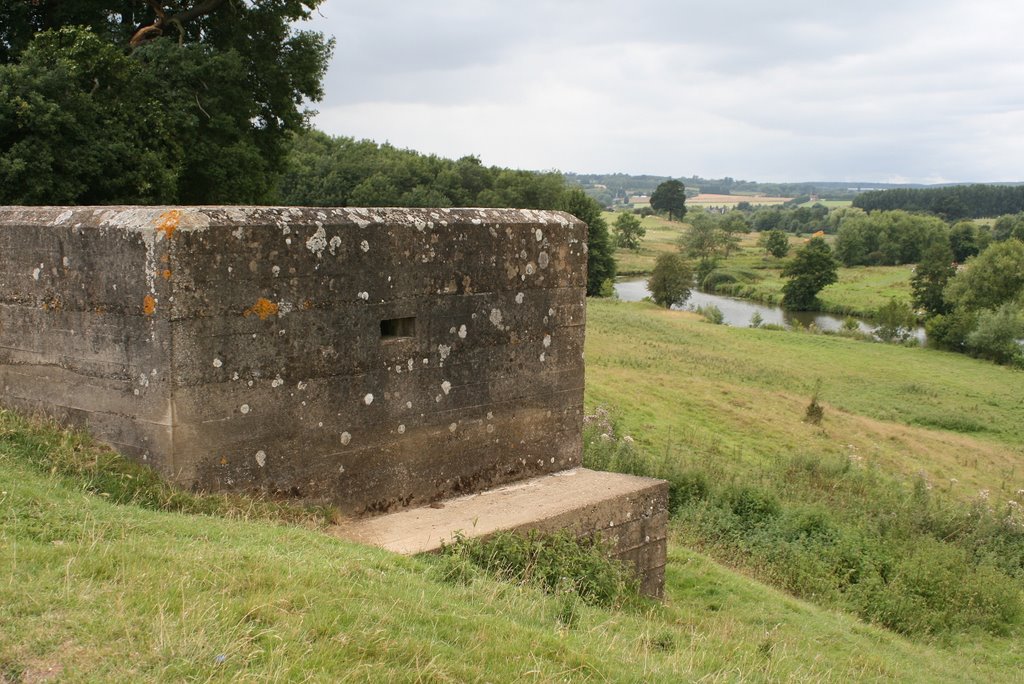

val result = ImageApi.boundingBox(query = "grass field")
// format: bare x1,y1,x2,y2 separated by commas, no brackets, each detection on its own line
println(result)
3,301,1023,679
585,298,1023,500
1,397,1020,680
708,234,915,317
604,211,686,275
615,227,915,319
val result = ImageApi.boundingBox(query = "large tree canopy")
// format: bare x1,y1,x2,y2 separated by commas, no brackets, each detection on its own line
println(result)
0,1,332,205
650,179,687,221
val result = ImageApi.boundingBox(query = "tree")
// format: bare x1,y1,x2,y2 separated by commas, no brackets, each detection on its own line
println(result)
613,212,646,251
648,253,692,308
718,212,748,256
944,239,1024,312
910,242,955,315
874,299,917,343
965,303,1024,367
761,229,790,258
0,2,332,205
650,179,687,221
948,221,982,262
558,188,616,296
681,212,726,283
781,237,838,310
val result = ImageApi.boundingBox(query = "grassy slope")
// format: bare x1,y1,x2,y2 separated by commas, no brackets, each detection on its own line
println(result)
3,301,1023,680
1,437,1017,682
585,299,1024,502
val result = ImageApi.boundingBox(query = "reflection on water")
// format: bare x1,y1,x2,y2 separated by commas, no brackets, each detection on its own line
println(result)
614,279,926,342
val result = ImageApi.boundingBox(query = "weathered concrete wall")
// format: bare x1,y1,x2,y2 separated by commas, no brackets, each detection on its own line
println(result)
0,206,587,515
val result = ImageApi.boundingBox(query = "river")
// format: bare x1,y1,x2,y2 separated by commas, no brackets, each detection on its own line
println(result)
614,278,926,342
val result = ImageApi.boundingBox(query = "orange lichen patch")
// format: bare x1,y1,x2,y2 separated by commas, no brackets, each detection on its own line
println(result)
244,298,279,320
162,269,172,280
302,299,314,310
143,294,157,316
220,456,228,465
156,210,181,239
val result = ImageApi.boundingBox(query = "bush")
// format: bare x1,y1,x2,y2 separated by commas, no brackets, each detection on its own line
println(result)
965,302,1024,366
696,304,724,324
874,298,917,343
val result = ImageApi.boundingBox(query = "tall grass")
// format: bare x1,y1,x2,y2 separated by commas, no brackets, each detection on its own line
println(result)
583,412,1024,638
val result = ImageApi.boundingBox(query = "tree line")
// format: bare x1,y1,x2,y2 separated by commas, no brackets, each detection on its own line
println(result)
853,184,1024,219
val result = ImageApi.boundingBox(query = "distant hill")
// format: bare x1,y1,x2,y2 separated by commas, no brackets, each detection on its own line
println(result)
565,172,1024,208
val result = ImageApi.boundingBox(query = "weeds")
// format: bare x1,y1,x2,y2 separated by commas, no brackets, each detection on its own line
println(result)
0,409,333,526
437,530,642,609
583,406,1024,638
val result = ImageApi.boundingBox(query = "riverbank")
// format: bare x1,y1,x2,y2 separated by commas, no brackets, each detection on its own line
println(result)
610,227,915,319
614,277,924,339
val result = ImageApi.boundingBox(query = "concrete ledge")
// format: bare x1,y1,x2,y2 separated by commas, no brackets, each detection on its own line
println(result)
331,467,669,596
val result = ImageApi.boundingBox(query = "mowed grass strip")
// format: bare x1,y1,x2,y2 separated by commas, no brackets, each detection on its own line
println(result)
585,299,1024,499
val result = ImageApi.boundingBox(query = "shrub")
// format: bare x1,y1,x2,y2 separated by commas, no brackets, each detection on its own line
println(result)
696,304,725,325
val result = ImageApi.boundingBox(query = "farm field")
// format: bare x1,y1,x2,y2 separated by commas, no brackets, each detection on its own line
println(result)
688,193,791,208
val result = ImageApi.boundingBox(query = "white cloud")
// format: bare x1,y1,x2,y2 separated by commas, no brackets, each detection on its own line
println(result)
302,0,1024,182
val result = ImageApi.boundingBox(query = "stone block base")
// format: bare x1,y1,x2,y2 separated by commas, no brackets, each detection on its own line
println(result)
332,468,669,597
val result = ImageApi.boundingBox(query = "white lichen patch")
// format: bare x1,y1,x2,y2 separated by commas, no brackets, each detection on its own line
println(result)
489,308,503,329
538,252,550,269
406,401,413,409
271,375,284,388
535,228,544,242
525,263,536,276
449,422,458,432
515,292,524,304
540,353,546,362
438,344,451,363
240,404,250,414
138,373,149,387
31,266,41,281
398,424,406,434
441,380,452,395
458,324,467,339
407,358,414,371
543,334,552,348
329,235,342,255
54,209,73,225
340,432,352,445
357,291,369,301
360,239,370,253
272,265,281,277
62,256,70,268
255,450,267,467
364,393,374,405
305,226,327,257
212,358,223,368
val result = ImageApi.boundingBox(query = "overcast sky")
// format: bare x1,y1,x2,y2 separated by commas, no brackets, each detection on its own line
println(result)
302,0,1024,184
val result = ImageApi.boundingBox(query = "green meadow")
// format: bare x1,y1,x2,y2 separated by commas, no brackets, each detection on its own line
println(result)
613,224,915,319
